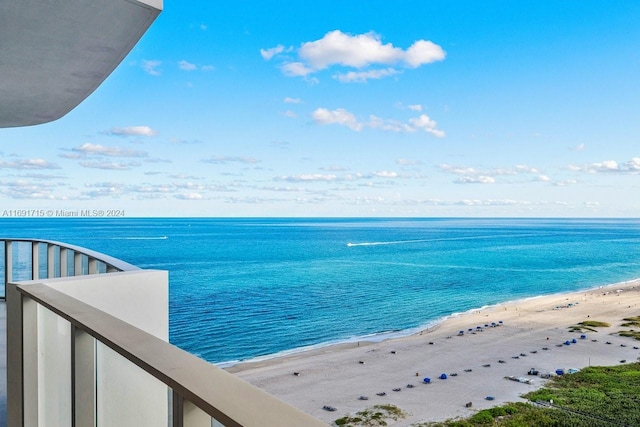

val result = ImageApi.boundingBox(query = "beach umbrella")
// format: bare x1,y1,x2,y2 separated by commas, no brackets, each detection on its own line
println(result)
440,373,447,380
423,377,431,384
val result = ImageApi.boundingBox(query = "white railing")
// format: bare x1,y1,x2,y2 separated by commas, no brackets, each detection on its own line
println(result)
3,239,327,427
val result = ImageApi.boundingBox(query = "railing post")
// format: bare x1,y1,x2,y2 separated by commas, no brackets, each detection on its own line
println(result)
172,391,183,427
6,281,23,427
72,326,96,427
47,244,56,278
88,258,98,275
60,247,69,278
4,240,12,283
31,241,39,280
4,240,12,295
74,252,83,276
22,294,39,427
172,391,219,427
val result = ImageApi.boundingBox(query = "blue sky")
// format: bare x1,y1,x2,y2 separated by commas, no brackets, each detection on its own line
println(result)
1,0,639,217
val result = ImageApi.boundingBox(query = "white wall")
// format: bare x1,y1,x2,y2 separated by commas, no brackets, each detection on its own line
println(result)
32,270,169,427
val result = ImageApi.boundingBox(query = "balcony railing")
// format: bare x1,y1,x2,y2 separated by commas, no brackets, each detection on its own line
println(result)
3,239,327,427
2,238,140,300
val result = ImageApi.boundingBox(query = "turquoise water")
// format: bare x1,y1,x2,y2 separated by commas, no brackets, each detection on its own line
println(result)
2,217,640,364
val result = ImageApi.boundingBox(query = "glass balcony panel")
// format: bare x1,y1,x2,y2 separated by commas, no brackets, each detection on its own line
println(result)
12,242,32,282
38,305,72,426
37,243,47,279
96,342,168,427
181,398,221,427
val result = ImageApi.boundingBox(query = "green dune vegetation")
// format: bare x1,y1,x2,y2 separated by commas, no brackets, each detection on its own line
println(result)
418,362,640,427
618,316,640,341
333,362,640,426
334,404,406,426
568,320,610,333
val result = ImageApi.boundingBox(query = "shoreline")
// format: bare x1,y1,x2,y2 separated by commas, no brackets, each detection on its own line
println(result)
225,277,640,371
228,279,640,425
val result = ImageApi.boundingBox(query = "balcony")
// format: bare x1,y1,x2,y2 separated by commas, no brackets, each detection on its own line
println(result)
1,239,327,426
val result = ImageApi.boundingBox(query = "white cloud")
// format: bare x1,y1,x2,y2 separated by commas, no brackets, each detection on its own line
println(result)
312,108,445,136
284,97,302,104
408,114,445,137
396,158,424,166
455,176,496,184
571,158,640,174
175,193,204,200
276,174,338,182
282,110,297,118
178,60,197,71
312,108,363,131
266,30,445,82
407,104,423,112
178,60,213,72
109,126,157,137
440,163,545,184
0,158,60,170
71,143,148,158
169,138,203,145
334,68,400,83
372,171,398,178
0,179,59,199
79,161,141,170
260,44,286,60
514,165,539,174
281,61,314,77
141,60,162,76
203,155,261,165
404,40,447,67
300,31,400,69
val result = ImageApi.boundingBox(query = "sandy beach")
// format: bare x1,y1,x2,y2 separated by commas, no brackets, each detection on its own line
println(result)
228,280,640,425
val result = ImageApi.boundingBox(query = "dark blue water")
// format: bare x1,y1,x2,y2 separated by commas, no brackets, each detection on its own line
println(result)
2,217,640,364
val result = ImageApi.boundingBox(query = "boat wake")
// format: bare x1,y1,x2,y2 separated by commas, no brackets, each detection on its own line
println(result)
347,239,431,247
111,236,168,240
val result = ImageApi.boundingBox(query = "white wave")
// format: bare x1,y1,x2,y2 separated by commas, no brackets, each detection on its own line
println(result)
111,236,168,240
347,239,432,247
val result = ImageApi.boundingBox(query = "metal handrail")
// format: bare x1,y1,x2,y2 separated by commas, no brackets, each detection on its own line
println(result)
16,279,328,426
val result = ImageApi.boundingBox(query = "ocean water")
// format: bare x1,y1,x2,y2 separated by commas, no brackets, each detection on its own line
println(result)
2,217,640,365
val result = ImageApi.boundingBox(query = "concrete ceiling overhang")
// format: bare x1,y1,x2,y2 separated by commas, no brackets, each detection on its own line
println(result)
0,0,162,128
